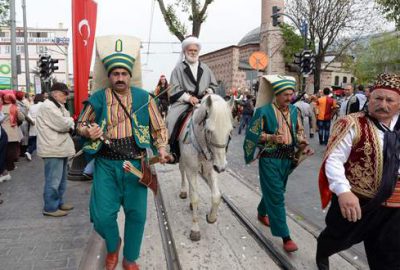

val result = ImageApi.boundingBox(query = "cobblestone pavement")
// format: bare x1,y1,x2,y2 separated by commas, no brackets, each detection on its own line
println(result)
0,155,93,270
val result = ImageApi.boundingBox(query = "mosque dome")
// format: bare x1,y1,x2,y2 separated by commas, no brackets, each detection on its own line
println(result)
237,27,261,46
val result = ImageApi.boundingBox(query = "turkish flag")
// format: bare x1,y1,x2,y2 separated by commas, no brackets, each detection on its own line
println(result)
72,0,97,117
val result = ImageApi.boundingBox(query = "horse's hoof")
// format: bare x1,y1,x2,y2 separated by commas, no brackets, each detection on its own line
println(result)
189,203,193,211
190,230,201,241
206,214,217,224
179,192,187,199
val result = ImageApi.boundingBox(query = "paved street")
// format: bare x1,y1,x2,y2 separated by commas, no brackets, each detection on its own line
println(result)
227,123,367,264
0,155,93,270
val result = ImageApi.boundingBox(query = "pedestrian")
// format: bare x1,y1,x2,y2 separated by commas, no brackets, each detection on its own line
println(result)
36,83,75,217
154,74,169,118
238,94,254,134
25,94,45,161
1,92,24,172
77,36,168,270
355,84,367,110
166,36,217,162
0,93,10,182
339,84,360,116
294,94,316,139
15,91,30,156
243,75,314,252
316,88,337,145
317,73,400,270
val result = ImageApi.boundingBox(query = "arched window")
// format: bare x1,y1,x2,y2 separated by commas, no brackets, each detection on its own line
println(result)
343,77,348,84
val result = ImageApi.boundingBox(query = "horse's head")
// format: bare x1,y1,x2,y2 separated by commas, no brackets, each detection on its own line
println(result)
194,94,233,173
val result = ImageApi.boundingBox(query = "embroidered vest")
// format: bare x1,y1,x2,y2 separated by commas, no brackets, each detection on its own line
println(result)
345,116,400,207
343,116,383,198
82,87,151,155
243,103,298,164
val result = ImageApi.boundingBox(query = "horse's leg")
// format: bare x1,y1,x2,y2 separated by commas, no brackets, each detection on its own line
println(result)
178,162,188,199
203,162,221,224
187,170,201,241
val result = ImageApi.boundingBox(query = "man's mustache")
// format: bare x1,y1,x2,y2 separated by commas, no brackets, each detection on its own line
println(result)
116,81,126,85
375,107,390,113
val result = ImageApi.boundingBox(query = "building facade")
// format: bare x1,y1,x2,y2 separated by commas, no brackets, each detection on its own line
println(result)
199,0,354,95
0,23,69,92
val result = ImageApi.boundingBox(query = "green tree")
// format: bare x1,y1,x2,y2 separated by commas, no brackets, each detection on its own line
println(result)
156,0,214,41
344,32,400,85
279,23,305,65
0,0,9,25
286,0,383,93
376,0,400,30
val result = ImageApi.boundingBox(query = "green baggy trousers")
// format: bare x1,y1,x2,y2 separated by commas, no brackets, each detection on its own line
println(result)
90,157,147,262
257,157,293,237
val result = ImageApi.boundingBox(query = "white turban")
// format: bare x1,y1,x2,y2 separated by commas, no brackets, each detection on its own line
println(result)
177,36,202,65
181,36,201,51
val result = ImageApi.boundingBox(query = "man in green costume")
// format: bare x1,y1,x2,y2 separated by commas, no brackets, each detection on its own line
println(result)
243,75,313,252
77,36,168,270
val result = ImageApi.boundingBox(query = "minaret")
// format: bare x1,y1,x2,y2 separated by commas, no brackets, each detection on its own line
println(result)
260,0,285,75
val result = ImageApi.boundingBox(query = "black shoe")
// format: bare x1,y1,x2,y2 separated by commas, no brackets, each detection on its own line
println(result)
316,256,329,270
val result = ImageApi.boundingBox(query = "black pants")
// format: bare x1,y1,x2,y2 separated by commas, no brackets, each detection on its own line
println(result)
316,195,400,270
0,128,8,174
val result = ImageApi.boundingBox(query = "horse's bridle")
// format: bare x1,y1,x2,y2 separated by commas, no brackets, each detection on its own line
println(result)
190,104,232,161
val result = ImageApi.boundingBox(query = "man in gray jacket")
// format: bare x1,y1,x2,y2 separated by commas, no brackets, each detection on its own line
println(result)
36,83,75,217
166,36,218,162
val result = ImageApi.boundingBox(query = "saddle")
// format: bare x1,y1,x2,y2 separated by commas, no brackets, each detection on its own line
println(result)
168,108,193,163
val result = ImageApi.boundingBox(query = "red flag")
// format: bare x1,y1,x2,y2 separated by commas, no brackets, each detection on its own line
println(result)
72,0,97,117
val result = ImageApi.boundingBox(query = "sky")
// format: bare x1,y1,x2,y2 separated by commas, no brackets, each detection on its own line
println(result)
15,0,262,90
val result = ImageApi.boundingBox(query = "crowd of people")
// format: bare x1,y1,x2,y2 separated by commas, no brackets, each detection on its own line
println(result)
0,32,398,270
0,91,45,184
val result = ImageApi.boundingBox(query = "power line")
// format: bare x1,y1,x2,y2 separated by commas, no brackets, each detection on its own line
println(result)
145,0,156,65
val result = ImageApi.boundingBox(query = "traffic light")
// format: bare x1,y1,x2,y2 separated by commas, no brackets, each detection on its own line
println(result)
49,59,59,73
38,55,51,79
272,6,281,27
300,50,315,75
293,52,301,65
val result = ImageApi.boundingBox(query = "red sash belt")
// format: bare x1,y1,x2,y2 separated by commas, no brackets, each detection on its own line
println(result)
383,180,400,208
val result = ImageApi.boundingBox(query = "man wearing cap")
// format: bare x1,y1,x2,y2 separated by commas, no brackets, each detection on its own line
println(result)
316,74,400,269
166,36,218,162
243,75,313,252
36,82,75,217
77,36,168,270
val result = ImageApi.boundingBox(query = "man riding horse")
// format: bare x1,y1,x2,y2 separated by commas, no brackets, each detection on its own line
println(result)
166,36,218,162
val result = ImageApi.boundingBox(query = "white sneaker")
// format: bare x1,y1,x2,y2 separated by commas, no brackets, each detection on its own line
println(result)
0,174,10,182
25,152,32,161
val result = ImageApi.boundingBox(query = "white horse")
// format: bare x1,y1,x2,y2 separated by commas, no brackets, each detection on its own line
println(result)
178,94,234,241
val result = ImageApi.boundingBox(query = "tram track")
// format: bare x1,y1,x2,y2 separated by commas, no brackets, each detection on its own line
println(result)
154,177,182,270
198,173,295,270
153,163,359,269
225,168,368,270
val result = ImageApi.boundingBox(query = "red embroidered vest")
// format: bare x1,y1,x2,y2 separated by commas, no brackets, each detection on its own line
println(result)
319,113,400,208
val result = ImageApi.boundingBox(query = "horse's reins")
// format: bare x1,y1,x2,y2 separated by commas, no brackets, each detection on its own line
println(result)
190,99,231,160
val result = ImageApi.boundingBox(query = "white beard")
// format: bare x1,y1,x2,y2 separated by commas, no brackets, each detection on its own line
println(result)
185,54,199,64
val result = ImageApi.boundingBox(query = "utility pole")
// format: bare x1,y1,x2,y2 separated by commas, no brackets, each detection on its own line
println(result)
10,0,18,89
22,0,30,92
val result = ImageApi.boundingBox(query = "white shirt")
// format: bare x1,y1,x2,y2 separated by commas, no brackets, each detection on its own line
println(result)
355,92,367,110
325,114,400,195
